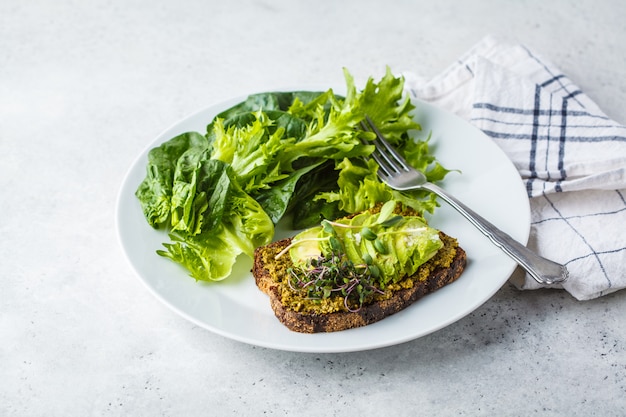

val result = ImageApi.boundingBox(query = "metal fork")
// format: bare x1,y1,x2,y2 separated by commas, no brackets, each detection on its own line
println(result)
361,116,568,285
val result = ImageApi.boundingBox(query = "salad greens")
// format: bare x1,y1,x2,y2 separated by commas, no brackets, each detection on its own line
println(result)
135,67,452,282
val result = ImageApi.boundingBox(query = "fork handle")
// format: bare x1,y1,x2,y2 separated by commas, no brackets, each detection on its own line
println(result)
423,183,569,285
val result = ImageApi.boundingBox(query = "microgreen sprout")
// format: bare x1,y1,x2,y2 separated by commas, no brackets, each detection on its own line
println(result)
287,250,384,312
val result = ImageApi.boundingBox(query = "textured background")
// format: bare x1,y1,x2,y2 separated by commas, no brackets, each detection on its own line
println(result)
2,0,625,415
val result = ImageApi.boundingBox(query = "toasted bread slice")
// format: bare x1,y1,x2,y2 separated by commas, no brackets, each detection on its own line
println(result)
252,231,466,333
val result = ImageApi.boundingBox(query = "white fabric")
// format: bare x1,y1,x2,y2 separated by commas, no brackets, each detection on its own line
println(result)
404,35,626,300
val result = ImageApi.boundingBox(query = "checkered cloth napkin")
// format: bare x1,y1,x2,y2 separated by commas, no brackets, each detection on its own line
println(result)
403,35,626,300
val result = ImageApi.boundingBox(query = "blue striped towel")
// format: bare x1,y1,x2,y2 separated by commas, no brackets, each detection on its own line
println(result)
404,35,626,300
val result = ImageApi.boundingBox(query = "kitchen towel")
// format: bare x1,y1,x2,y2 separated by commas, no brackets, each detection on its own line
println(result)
404,35,626,300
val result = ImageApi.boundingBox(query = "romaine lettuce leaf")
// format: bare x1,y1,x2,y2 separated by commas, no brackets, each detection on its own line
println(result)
157,230,241,282
157,163,274,281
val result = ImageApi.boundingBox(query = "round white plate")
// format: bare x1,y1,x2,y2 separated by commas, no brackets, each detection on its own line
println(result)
116,91,530,353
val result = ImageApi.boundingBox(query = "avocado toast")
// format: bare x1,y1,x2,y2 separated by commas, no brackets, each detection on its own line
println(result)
252,201,467,333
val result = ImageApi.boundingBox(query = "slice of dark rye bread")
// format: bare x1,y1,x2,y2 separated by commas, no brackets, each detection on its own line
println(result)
252,232,467,333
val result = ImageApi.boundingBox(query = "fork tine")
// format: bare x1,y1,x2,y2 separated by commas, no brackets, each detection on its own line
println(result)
361,116,411,176
367,147,394,180
359,121,396,179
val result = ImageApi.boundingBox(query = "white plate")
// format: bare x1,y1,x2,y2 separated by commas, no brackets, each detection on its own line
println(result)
116,91,530,353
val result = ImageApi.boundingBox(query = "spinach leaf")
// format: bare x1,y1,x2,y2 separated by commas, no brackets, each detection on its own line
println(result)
291,199,344,230
254,160,324,224
135,132,208,227
170,146,210,234
216,110,307,141
288,161,345,228
215,91,326,120
196,159,232,231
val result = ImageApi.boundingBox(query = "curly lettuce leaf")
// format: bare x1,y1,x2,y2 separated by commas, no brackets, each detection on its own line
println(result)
210,112,293,195
294,67,439,223
315,157,440,216
401,132,455,183
273,90,370,165
342,67,421,144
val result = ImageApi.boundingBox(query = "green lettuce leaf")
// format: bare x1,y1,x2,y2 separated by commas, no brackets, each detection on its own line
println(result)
210,112,293,195
157,230,241,282
136,132,209,227
254,161,324,224
314,155,440,216
157,163,274,281
135,68,454,283
170,146,210,234
215,91,329,120
401,132,455,183
289,161,345,229
341,67,420,145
